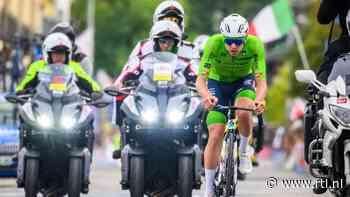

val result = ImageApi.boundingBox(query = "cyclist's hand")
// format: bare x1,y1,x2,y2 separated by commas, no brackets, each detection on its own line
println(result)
254,100,266,114
203,94,218,110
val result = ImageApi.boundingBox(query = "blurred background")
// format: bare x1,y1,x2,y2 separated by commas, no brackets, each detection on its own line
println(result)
0,0,340,196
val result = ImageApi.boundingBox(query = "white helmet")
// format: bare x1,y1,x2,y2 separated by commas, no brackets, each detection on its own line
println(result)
42,32,72,63
194,34,209,55
220,14,249,38
153,0,185,32
150,20,182,46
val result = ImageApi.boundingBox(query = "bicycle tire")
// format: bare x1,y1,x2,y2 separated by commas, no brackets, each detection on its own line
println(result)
223,132,238,196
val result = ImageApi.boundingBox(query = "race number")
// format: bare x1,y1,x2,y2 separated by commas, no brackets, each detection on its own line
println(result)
153,63,172,81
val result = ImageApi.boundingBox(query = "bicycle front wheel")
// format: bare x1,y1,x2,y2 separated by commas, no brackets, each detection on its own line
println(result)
224,132,238,197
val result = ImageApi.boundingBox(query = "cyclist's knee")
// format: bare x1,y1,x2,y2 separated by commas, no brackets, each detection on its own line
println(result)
235,98,254,119
236,110,252,120
208,125,225,142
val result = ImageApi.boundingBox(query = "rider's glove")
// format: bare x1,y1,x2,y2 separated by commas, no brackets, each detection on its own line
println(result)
91,91,103,101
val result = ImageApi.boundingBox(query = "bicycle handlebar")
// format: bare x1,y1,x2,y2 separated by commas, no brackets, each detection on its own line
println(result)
215,104,255,112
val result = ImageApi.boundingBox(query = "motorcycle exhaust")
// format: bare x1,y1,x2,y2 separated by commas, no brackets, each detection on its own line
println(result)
308,139,328,178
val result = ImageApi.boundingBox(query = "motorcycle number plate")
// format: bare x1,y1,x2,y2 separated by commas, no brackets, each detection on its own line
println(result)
0,156,13,166
153,63,172,81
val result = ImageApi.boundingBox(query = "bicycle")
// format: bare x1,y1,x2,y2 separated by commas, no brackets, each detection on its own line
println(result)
213,104,263,197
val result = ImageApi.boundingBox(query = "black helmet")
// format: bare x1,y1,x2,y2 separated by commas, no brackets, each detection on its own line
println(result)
48,22,76,43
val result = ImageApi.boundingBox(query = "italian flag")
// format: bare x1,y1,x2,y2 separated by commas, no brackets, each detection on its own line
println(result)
249,0,295,43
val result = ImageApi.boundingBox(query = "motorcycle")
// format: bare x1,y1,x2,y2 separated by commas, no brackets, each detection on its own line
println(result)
295,54,350,196
6,64,109,197
105,52,203,197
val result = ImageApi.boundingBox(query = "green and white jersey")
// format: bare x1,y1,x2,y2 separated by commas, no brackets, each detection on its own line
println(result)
199,34,266,82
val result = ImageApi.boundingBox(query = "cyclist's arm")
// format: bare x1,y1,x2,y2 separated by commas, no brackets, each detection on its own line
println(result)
196,75,210,98
196,36,214,98
254,37,267,102
256,79,267,102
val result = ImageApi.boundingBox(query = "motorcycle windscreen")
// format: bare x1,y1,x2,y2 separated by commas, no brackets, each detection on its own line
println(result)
138,52,187,92
328,54,350,96
37,64,77,98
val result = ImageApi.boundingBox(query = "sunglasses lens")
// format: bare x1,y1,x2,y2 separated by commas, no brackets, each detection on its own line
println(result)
224,38,244,46
159,37,175,45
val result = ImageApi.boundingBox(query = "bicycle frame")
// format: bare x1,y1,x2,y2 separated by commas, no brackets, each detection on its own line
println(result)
215,105,254,197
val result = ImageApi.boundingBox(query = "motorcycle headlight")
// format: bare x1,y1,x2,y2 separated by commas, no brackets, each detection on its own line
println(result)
329,105,350,125
37,114,53,128
167,110,185,124
61,116,77,129
141,110,158,123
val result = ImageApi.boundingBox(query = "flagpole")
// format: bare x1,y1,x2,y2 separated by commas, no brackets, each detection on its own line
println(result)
87,0,95,66
291,25,310,69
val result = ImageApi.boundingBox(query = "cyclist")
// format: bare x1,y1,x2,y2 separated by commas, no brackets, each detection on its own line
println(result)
195,14,267,197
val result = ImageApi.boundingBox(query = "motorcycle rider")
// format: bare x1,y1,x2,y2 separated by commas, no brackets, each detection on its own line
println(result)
16,32,101,100
15,32,101,192
112,20,196,159
117,0,198,85
48,22,94,76
114,20,195,89
305,8,350,194
196,14,267,197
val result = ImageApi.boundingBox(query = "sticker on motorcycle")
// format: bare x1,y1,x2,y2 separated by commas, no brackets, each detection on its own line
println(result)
337,97,347,104
153,63,172,81
49,75,67,91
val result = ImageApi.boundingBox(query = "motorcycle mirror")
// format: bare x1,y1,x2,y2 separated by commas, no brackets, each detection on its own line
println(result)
104,86,119,96
295,70,316,83
5,93,25,104
89,99,111,108
336,76,346,96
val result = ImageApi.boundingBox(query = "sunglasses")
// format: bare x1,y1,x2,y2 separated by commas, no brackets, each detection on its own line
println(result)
224,37,246,46
158,37,175,45
162,16,180,24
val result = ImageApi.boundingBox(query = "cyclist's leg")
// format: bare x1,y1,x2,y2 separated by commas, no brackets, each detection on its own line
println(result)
204,80,227,196
235,92,255,173
232,76,256,174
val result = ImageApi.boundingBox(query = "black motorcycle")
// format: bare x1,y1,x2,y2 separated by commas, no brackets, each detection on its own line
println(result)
106,52,203,197
6,64,109,197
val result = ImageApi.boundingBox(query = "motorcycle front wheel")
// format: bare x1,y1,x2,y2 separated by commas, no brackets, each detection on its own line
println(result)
178,155,193,197
129,156,144,197
25,158,39,197
68,158,83,197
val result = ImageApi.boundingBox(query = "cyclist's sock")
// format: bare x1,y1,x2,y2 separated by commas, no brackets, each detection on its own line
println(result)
205,168,216,194
239,135,249,153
